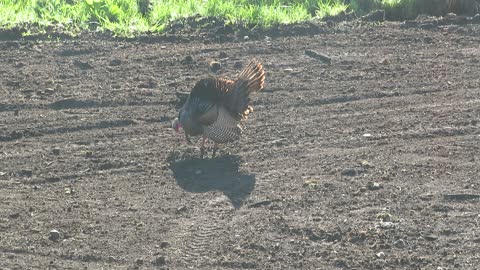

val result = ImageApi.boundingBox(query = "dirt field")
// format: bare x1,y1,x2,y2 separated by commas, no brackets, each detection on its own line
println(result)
1,19,479,269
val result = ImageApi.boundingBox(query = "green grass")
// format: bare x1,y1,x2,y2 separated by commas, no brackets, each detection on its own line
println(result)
1,0,477,37
0,0,349,37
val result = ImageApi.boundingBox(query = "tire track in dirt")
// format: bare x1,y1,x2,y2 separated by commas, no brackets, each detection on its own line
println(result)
170,208,232,268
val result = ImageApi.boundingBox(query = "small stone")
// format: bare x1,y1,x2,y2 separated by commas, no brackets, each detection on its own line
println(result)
52,148,61,155
367,182,383,191
209,61,221,72
243,35,249,40
14,110,19,116
394,239,406,248
284,68,294,73
362,133,372,138
136,258,144,265
49,229,61,241
376,251,385,258
160,241,169,248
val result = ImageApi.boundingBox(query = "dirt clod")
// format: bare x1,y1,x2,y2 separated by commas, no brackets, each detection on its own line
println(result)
341,168,357,176
176,206,187,213
305,49,331,64
424,235,439,241
362,10,386,22
9,212,20,219
109,59,122,66
209,60,221,72
219,51,227,58
181,55,193,64
73,60,93,70
152,256,166,266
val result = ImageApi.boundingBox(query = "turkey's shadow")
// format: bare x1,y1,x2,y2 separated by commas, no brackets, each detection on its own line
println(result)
169,155,255,209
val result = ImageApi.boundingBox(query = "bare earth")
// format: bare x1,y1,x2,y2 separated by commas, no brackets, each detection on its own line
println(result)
1,20,479,269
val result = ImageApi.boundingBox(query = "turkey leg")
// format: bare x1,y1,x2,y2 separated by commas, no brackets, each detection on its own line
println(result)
212,142,218,158
200,136,207,159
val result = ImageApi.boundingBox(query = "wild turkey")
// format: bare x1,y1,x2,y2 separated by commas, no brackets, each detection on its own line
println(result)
172,60,265,158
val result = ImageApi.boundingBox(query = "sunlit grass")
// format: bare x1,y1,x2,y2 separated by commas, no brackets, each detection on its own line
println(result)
315,0,349,17
1,0,474,37
0,0,350,36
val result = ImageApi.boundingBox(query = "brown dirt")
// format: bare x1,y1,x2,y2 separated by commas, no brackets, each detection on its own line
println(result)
1,20,480,269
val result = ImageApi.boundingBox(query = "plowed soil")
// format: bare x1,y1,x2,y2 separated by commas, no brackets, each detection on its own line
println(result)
1,20,480,269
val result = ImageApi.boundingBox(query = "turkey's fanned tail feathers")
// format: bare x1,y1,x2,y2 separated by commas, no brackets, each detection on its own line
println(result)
225,61,265,117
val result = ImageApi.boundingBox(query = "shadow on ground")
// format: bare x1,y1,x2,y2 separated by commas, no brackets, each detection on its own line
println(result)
168,154,255,208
